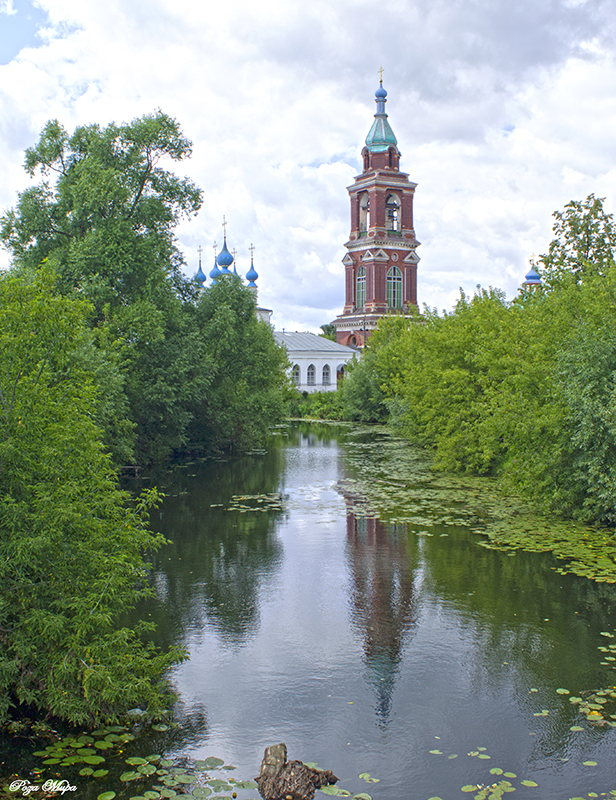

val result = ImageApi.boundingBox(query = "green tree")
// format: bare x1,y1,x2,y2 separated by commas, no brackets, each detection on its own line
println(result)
1,112,202,315
188,276,291,452
319,323,337,342
540,193,616,286
0,268,184,725
340,350,388,423
0,113,206,464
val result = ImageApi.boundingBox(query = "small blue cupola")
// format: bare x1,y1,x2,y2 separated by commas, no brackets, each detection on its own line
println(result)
193,245,206,286
246,244,258,288
522,257,542,288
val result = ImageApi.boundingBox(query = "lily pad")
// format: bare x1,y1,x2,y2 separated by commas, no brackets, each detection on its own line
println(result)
583,760,598,766
521,780,539,787
202,756,225,769
120,771,142,782
556,688,570,694
97,794,116,800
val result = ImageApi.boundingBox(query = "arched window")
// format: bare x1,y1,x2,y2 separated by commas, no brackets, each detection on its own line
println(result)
359,193,370,232
387,266,403,308
322,364,331,385
386,193,400,231
307,364,316,385
356,266,366,309
292,364,300,386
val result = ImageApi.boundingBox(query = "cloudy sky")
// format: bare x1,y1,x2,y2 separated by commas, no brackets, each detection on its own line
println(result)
1,0,616,331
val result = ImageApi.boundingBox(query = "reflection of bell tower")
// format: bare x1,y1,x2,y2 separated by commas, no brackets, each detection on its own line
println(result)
332,77,420,348
345,509,419,726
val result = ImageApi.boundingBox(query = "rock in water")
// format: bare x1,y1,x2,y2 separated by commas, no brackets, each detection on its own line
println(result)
256,743,339,800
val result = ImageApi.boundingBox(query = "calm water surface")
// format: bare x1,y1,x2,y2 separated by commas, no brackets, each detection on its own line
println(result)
142,423,616,800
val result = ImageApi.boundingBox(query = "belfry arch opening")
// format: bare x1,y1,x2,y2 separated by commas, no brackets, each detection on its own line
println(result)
359,193,370,233
386,193,401,232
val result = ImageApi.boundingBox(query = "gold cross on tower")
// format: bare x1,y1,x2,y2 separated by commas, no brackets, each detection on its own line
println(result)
249,243,255,258
378,66,384,83
222,215,227,238
197,245,203,262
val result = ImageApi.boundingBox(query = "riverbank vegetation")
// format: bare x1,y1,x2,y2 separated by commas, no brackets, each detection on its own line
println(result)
0,113,290,725
319,195,616,528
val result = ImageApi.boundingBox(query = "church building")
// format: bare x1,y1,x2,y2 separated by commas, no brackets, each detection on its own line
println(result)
332,78,420,347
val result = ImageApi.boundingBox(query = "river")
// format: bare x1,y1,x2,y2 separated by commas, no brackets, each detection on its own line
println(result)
137,422,616,800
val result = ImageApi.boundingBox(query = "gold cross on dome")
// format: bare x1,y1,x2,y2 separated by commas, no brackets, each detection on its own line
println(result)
222,215,227,237
213,240,218,256
378,66,384,83
249,243,255,258
197,245,203,261
530,253,536,266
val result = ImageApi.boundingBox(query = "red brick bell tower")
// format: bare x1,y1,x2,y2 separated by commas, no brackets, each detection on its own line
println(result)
332,78,420,347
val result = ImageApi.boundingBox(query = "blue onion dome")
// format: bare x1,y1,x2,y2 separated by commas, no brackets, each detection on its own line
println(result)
209,252,221,283
375,82,387,100
246,249,258,288
193,261,206,285
217,237,234,275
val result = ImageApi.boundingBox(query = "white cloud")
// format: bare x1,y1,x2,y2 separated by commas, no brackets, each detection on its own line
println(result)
1,0,616,328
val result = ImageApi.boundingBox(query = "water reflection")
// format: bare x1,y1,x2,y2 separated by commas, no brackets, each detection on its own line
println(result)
145,445,286,646
345,512,419,727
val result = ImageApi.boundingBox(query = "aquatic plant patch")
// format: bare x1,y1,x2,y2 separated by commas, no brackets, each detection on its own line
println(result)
338,431,616,584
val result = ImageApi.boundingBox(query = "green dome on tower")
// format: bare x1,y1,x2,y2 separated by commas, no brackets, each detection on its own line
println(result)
365,80,399,154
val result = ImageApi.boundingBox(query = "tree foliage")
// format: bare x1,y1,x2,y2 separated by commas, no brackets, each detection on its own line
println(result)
0,268,184,725
540,193,616,285
1,112,202,315
189,277,292,452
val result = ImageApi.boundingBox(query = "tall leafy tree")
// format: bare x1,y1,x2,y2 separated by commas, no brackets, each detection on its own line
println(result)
540,193,616,285
1,112,202,315
189,277,291,452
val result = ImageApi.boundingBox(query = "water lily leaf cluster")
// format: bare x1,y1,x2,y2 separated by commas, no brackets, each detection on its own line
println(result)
226,493,285,513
